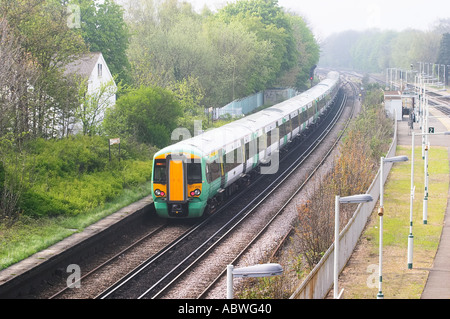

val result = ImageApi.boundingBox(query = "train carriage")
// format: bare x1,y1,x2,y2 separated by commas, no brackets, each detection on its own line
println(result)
151,71,340,218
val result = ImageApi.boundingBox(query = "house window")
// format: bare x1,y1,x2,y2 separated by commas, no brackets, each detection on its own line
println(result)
98,63,102,77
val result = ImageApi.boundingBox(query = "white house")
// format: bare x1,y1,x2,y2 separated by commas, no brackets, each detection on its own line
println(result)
63,52,117,134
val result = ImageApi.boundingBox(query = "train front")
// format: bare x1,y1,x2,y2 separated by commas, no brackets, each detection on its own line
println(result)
151,150,208,218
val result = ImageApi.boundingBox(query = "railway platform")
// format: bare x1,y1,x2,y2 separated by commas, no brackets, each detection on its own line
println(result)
397,106,450,299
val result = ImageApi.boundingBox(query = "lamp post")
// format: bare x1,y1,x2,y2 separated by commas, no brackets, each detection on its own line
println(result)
227,263,283,299
378,156,409,299
334,194,373,299
408,131,450,269
408,134,416,269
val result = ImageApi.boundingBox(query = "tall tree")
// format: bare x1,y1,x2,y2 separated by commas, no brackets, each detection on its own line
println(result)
437,33,450,85
0,17,40,142
217,0,297,80
1,0,87,139
103,86,182,148
281,14,319,90
72,0,131,84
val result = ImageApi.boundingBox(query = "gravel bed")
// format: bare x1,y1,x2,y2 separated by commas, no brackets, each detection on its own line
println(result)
37,221,193,299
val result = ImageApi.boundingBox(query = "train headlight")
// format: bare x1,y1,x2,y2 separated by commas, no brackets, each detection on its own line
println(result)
155,189,165,197
190,189,201,197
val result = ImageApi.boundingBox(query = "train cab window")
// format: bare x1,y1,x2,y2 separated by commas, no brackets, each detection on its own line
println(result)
153,159,167,183
187,160,202,184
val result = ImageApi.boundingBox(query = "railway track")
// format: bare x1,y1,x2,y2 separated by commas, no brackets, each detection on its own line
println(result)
48,221,194,299
194,79,359,299
427,91,450,116
94,80,355,299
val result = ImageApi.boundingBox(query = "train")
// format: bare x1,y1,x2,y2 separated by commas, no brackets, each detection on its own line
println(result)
151,71,341,218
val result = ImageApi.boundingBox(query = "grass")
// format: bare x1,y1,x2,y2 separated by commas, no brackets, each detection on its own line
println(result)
338,145,449,299
0,182,152,270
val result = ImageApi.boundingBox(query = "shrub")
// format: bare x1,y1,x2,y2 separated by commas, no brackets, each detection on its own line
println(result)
2,136,155,218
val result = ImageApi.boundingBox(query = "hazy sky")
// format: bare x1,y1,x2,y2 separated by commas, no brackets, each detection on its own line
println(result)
187,0,450,39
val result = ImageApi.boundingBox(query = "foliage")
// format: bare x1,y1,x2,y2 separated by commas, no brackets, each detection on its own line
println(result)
0,17,40,144
76,77,118,136
282,13,320,90
127,0,319,108
217,0,297,78
0,0,320,226
437,33,450,84
102,86,182,148
294,87,393,269
0,134,34,224
320,28,441,73
70,0,131,84
437,33,450,65
12,136,153,217
0,0,88,140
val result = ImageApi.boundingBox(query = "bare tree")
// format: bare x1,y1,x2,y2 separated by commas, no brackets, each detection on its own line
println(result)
0,17,40,143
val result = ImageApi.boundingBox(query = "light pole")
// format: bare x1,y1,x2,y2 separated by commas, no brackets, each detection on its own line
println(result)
408,131,450,269
408,133,416,269
334,194,373,299
423,141,429,224
226,263,283,299
378,156,409,299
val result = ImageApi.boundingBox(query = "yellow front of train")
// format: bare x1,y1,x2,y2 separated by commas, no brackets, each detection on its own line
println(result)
151,149,208,218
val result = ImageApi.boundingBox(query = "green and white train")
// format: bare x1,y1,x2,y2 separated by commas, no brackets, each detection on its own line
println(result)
151,71,340,218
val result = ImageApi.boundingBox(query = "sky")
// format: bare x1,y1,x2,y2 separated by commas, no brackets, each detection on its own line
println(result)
187,0,450,39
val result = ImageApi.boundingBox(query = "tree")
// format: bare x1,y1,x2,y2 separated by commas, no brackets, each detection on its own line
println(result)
203,18,275,103
280,14,319,90
71,0,131,85
437,33,450,85
217,0,297,80
1,0,88,139
0,17,40,142
103,86,182,148
76,77,118,136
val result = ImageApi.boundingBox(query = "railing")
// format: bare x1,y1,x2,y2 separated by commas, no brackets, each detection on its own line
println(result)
213,88,296,120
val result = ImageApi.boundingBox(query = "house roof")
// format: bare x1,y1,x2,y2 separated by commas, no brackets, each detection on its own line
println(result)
63,52,102,78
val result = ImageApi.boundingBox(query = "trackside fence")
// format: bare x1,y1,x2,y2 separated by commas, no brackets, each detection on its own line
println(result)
213,88,296,120
290,118,398,299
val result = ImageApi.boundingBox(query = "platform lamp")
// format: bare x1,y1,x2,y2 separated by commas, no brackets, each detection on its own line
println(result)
408,131,450,269
334,194,373,299
227,263,283,299
378,155,409,299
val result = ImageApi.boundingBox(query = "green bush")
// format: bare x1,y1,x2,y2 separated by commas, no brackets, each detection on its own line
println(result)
10,136,154,218
28,136,110,180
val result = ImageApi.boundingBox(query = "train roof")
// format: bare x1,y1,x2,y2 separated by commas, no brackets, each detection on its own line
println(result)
156,71,340,158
